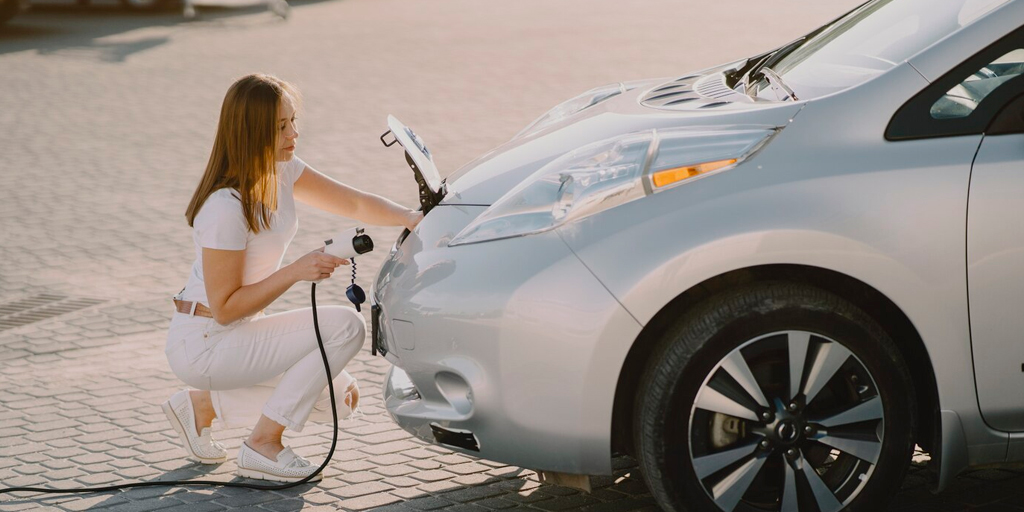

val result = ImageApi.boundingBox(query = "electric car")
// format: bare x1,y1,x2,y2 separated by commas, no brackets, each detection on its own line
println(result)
372,1,1024,510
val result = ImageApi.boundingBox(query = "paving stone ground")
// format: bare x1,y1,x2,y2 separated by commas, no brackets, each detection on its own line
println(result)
3,0,1023,510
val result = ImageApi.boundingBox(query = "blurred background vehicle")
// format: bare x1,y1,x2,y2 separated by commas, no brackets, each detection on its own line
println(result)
0,0,29,25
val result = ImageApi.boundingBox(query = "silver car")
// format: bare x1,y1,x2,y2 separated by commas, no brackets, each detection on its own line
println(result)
371,1,1024,511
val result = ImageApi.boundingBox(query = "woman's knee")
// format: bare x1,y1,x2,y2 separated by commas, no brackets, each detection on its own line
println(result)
320,306,365,346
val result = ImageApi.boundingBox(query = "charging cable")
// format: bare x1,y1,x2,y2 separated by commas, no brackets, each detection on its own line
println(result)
0,282,340,496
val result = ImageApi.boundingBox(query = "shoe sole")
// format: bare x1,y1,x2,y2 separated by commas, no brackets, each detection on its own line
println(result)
236,468,323,483
161,400,226,465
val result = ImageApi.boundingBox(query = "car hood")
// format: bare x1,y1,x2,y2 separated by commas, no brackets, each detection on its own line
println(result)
441,69,806,206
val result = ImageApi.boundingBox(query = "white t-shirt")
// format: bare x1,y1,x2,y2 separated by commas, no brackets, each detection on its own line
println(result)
179,156,307,307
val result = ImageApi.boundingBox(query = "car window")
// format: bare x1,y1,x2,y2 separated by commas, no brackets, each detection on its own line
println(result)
886,24,1024,140
931,49,1024,119
761,0,1009,100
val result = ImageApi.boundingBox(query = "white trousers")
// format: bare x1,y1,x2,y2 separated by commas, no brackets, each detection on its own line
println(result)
165,306,365,432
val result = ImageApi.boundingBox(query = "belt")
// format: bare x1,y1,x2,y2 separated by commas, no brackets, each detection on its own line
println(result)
173,298,214,318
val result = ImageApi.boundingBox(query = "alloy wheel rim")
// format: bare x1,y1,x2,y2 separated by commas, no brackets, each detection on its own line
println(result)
688,330,884,512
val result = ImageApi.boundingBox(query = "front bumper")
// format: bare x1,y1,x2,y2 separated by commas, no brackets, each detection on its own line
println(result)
373,205,641,475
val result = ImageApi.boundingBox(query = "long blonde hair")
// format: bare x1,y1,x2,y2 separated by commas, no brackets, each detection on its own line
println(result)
185,73,300,234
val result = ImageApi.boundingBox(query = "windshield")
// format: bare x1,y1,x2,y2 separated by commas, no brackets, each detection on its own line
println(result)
750,0,1009,101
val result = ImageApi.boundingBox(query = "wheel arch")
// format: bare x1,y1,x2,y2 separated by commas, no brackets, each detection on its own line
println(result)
611,264,939,459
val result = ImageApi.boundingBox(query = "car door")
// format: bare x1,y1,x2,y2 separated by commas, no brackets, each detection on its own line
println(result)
968,91,1024,431
891,27,1024,432
964,50,1024,432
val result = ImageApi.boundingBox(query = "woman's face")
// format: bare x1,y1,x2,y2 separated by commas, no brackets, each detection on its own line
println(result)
275,93,299,162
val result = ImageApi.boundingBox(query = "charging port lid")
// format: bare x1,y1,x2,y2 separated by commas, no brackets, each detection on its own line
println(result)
381,115,445,214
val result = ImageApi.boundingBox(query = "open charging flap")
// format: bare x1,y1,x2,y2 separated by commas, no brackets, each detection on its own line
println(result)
381,115,446,214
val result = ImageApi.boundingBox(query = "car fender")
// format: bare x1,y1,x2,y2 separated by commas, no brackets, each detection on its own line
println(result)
557,67,1009,476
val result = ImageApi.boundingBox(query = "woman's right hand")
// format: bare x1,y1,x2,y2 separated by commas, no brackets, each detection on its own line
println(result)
289,247,350,282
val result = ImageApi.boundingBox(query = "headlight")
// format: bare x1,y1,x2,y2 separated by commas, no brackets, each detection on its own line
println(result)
448,127,778,247
515,83,626,139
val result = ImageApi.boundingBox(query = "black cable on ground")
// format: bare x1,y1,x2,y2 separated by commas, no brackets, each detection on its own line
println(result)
0,282,338,496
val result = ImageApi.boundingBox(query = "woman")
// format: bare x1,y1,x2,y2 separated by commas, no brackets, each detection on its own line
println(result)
162,73,422,483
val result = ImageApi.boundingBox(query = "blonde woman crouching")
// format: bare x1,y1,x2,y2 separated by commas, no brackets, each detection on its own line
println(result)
162,73,421,482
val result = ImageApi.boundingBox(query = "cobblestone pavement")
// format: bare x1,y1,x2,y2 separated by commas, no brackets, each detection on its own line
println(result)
3,1,1023,511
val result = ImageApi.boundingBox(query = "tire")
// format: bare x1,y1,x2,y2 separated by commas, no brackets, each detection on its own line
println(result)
634,282,915,512
0,0,21,25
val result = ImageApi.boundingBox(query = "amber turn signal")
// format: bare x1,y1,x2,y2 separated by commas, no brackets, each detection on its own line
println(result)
651,159,738,188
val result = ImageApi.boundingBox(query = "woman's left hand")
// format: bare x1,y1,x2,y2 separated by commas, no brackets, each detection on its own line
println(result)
404,210,424,232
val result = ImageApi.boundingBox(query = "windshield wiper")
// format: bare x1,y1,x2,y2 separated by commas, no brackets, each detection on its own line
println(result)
736,54,770,92
741,36,807,96
758,66,799,101
741,36,802,79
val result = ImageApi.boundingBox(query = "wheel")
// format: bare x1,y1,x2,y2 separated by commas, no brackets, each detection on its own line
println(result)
634,282,915,512
0,0,22,25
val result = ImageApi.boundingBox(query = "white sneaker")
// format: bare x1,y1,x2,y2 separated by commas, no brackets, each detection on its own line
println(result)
161,390,227,464
236,442,323,483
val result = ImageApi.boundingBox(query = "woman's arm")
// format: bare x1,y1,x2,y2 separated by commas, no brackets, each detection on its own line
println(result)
294,165,423,231
203,247,347,325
